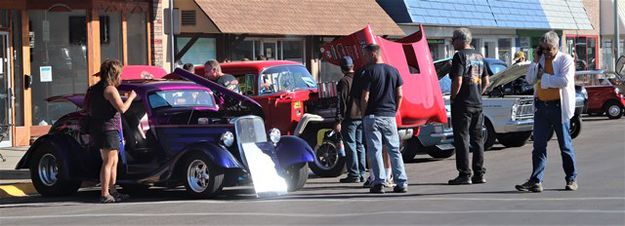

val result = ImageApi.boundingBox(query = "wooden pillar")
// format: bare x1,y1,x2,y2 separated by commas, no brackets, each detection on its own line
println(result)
17,9,31,146
146,10,152,65
121,12,128,65
87,8,101,85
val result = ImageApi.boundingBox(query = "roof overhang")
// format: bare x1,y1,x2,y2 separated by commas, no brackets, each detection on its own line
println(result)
193,0,404,36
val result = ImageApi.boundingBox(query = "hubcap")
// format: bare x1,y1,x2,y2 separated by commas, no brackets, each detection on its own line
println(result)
38,153,58,186
187,160,210,193
314,143,338,170
608,105,621,116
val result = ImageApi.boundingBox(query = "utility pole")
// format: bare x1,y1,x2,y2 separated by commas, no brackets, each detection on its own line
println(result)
616,0,620,69
169,0,175,72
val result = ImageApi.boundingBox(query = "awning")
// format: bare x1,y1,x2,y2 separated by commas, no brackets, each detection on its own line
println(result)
193,0,404,36
379,0,593,30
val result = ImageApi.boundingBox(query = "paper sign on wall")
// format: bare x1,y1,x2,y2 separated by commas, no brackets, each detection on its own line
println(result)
40,66,52,82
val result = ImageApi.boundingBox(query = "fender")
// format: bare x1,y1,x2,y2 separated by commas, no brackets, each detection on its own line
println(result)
16,134,84,179
293,113,334,137
275,135,314,168
179,142,244,169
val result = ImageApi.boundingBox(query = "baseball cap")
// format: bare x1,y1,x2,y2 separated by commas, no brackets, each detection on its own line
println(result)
340,56,353,70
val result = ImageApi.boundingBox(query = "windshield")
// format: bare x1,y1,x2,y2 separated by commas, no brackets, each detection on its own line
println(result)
489,63,507,75
259,65,317,94
148,90,215,109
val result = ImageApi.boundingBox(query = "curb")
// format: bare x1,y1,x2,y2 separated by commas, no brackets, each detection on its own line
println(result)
0,182,37,198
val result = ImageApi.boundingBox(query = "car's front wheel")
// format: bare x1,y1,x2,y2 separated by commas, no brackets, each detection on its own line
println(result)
182,152,224,198
496,131,532,148
30,145,81,197
605,101,624,119
483,119,496,150
400,138,421,161
309,142,345,177
284,163,308,191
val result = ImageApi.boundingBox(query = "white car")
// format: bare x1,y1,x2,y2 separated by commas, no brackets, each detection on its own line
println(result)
437,61,534,150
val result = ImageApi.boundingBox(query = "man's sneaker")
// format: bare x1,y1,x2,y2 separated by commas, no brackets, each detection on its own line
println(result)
362,178,372,188
448,176,472,185
565,181,578,191
369,184,385,194
384,179,396,188
393,184,408,193
339,176,361,183
472,174,487,184
515,180,543,192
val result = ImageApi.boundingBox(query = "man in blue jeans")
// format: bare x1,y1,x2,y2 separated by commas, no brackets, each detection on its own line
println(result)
516,31,578,192
335,56,367,183
359,44,408,194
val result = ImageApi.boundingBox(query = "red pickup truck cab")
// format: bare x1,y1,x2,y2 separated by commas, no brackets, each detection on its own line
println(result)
575,70,625,119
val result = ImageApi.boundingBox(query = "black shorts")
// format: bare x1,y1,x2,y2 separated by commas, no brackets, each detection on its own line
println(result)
92,130,121,150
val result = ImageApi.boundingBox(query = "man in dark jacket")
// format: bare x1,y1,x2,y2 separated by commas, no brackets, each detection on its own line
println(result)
336,56,366,183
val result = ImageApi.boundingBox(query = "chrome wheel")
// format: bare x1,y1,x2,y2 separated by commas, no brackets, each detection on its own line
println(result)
608,105,621,117
186,160,210,193
38,153,58,186
314,142,339,170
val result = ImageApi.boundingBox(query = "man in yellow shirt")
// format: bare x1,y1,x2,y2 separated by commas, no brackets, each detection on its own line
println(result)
516,31,578,193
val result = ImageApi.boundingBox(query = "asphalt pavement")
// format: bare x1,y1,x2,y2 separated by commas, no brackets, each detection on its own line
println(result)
0,116,624,225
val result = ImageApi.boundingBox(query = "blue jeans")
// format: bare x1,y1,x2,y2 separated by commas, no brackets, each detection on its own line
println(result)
530,100,577,183
342,119,367,179
363,115,408,186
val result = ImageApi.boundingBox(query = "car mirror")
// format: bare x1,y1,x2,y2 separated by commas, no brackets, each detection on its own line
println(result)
616,55,625,76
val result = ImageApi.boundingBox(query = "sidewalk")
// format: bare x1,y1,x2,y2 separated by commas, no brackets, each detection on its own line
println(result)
0,146,36,198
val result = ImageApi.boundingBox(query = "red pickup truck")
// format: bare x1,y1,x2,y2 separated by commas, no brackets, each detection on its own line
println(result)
193,25,446,177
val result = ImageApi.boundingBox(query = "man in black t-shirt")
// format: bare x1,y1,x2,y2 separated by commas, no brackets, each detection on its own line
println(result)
360,44,408,194
449,28,490,185
203,59,241,94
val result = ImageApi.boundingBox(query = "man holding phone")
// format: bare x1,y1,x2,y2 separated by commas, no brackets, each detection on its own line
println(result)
516,31,578,192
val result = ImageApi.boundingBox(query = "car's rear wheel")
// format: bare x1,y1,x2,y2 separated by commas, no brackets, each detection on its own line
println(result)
496,131,532,148
605,101,624,119
569,115,582,139
309,142,345,177
284,163,308,191
182,152,224,198
30,144,81,197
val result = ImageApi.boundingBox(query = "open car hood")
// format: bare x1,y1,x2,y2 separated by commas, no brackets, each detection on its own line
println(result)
320,25,447,126
46,94,85,109
167,68,263,113
484,63,530,93
91,65,168,80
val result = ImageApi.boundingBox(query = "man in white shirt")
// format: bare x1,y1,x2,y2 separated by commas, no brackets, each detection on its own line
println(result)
515,31,578,193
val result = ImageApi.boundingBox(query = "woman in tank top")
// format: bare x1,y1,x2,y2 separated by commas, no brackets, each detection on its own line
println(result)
85,59,137,203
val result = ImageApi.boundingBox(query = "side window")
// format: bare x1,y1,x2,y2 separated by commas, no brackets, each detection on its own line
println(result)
236,74,257,96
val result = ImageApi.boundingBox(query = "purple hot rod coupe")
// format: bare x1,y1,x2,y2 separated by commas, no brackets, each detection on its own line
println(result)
16,66,314,198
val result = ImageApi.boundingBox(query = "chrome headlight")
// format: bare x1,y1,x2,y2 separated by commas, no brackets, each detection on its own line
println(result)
268,128,281,144
220,131,235,147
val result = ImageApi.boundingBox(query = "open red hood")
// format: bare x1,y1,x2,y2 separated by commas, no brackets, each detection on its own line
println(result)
92,65,168,80
320,25,447,127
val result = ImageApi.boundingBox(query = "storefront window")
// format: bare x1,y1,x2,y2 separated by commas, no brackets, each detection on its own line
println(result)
282,40,304,63
568,36,599,71
230,40,253,61
176,37,216,65
100,11,122,63
127,11,147,65
498,38,512,65
29,10,88,125
428,39,447,60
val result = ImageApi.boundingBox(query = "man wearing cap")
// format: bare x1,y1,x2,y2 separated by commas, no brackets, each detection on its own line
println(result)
513,51,527,65
335,56,367,183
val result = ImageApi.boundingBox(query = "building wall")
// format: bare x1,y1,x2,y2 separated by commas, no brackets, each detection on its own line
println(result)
175,0,219,34
151,0,172,71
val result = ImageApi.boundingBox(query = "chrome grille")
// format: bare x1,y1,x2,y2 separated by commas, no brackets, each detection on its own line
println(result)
234,116,267,144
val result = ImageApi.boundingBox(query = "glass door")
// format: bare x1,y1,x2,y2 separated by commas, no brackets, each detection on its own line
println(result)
0,31,12,147
261,41,277,60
